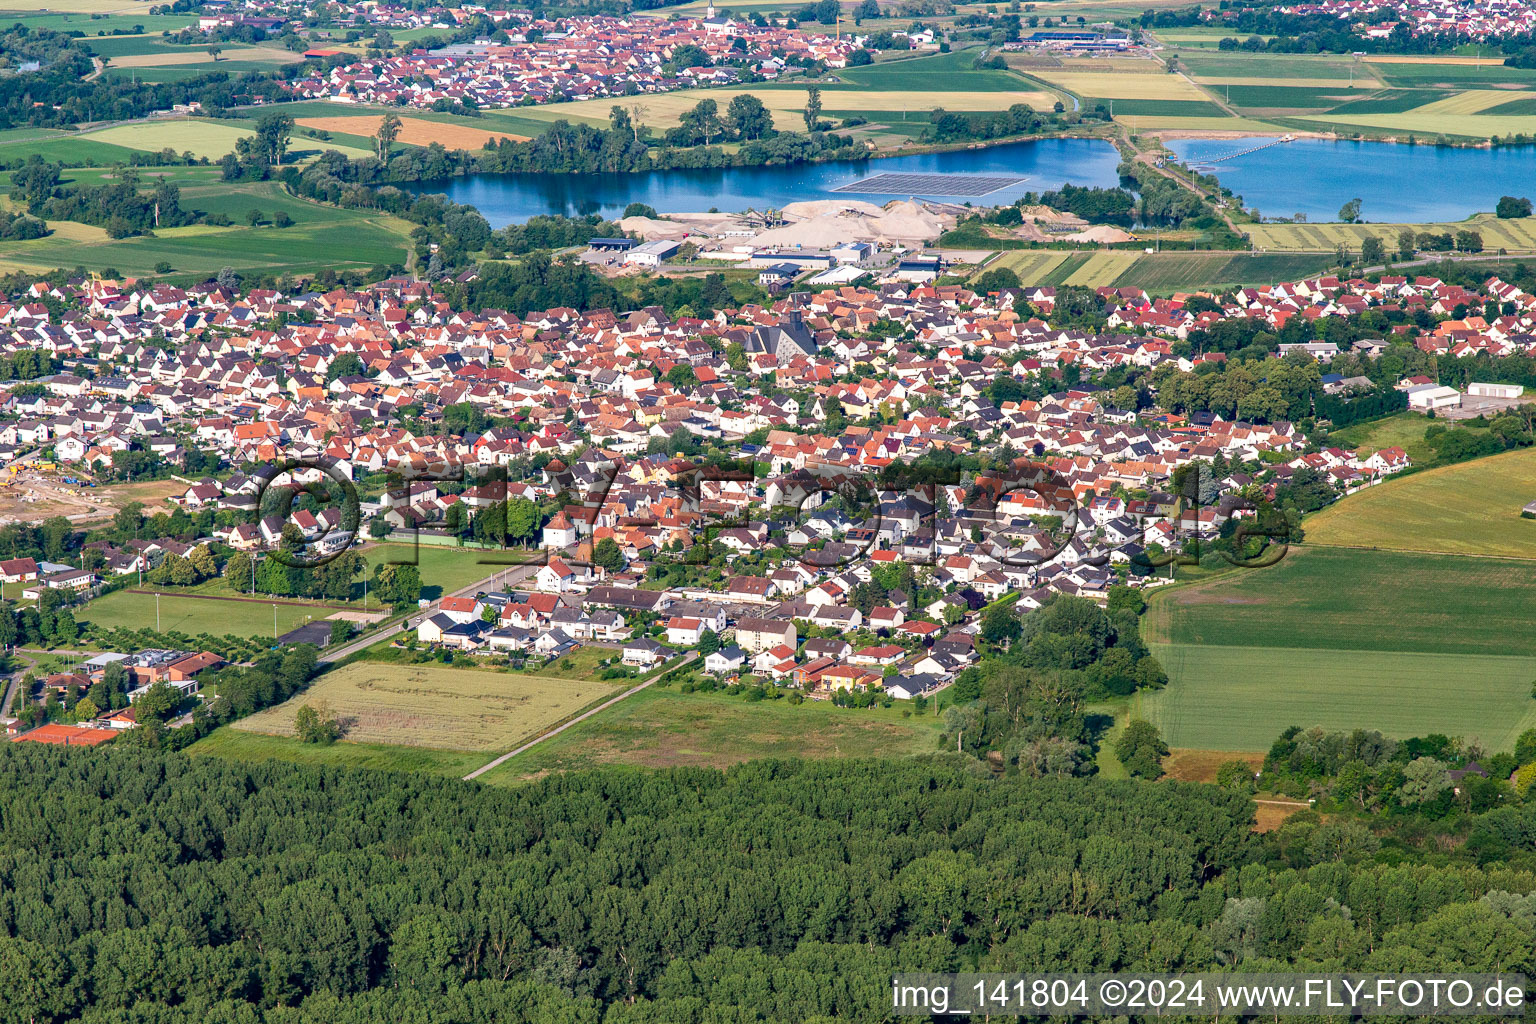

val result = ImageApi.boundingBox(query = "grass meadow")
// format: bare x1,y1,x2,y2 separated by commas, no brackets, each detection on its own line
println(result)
1327,410,1457,466
187,726,488,777
233,661,622,752
477,686,945,782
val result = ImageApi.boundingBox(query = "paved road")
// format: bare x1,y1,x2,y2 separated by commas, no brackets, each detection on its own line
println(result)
0,670,18,719
462,651,698,782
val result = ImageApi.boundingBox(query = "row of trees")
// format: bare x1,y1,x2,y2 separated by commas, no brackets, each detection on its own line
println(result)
224,542,367,603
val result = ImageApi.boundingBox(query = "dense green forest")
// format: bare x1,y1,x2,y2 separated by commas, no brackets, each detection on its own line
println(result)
0,746,1532,1022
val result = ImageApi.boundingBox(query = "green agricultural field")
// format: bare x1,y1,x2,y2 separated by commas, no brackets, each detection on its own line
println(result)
477,686,945,782
1114,251,1335,290
1140,643,1536,752
1143,546,1536,655
187,726,488,777
1093,98,1229,117
1218,84,1370,111
79,588,341,638
84,33,203,57
1306,445,1536,557
0,177,413,277
1486,96,1536,115
1324,88,1456,114
1369,60,1536,88
233,660,622,752
1180,52,1370,80
0,12,197,31
990,250,1071,280
1248,214,1536,251
837,48,1037,92
0,136,144,167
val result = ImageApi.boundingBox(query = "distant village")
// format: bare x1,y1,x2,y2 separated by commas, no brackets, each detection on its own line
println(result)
6,260,1536,745
1262,0,1536,40
285,10,864,110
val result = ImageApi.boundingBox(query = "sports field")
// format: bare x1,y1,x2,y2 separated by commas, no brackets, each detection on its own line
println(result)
80,588,342,638
1306,445,1536,557
1248,214,1536,252
1141,643,1536,751
477,686,945,782
234,661,621,752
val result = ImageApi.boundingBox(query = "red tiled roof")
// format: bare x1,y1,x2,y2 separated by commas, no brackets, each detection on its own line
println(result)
14,723,117,747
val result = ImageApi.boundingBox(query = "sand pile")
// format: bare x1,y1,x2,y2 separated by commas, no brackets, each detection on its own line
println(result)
1067,224,1136,243
745,198,955,247
620,212,748,239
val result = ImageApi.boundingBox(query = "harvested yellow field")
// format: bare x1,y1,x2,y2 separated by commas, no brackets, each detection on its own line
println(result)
992,250,1070,278
1065,250,1139,286
233,661,621,752
110,46,298,68
1406,90,1536,115
1363,54,1512,65
1058,56,1161,72
1300,112,1536,138
36,220,111,243
520,87,1055,128
1030,70,1208,100
298,114,529,148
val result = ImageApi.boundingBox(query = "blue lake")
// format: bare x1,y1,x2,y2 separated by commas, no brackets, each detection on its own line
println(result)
1167,137,1536,223
409,137,1123,225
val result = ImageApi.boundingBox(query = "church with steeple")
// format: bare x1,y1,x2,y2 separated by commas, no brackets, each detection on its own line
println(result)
702,1,736,33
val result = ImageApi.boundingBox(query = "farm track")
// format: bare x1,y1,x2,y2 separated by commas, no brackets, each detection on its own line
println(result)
463,651,699,780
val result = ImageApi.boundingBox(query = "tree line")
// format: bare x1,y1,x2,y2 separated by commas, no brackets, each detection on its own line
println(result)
0,745,1530,1023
